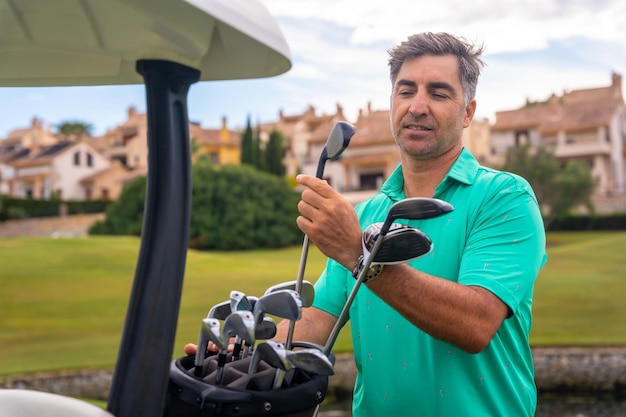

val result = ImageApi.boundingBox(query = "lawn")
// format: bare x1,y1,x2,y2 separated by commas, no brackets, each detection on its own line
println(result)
1,231,625,377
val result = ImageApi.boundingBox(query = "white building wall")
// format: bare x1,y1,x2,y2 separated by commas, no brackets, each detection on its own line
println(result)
608,108,625,195
52,143,111,200
0,162,14,194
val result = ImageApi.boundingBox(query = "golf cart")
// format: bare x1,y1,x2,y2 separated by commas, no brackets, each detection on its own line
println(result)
0,0,292,416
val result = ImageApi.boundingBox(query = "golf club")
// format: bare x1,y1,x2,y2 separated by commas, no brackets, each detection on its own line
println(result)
264,280,315,307
193,318,223,377
207,300,231,321
364,223,433,264
240,316,278,359
230,290,253,312
287,121,355,349
248,340,289,376
252,289,302,325
323,197,453,355
230,291,254,360
286,348,335,377
216,311,255,384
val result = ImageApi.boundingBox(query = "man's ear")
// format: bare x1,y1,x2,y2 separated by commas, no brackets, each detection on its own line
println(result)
463,99,477,128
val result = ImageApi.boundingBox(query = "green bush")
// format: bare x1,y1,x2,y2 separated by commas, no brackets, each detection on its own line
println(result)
7,206,28,220
90,163,303,250
548,213,626,231
89,176,146,236
189,163,302,250
0,196,110,220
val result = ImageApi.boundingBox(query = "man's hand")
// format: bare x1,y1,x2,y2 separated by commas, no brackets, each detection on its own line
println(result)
296,174,362,269
183,340,236,356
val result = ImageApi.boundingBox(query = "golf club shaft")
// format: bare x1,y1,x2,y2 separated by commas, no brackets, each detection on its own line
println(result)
285,235,310,349
323,234,386,355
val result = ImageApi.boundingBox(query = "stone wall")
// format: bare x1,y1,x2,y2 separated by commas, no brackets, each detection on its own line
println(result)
0,213,104,238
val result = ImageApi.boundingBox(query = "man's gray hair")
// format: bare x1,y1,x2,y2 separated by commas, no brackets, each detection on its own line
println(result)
388,32,485,105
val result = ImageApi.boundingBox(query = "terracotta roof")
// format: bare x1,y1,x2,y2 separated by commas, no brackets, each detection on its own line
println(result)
8,142,74,168
493,76,625,133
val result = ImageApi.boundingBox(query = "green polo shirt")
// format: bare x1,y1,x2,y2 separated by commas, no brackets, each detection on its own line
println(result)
313,148,547,417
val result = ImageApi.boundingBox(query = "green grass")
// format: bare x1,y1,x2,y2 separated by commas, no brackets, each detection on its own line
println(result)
1,232,625,377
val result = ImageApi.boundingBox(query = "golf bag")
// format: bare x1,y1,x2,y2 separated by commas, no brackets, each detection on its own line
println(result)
164,353,329,417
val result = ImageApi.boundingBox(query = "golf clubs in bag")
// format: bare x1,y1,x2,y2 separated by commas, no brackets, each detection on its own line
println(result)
164,348,331,417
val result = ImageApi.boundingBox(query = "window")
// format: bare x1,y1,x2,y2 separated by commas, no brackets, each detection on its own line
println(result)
360,172,384,191
87,152,93,167
74,151,80,166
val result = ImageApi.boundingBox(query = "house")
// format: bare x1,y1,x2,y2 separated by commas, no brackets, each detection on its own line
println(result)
0,117,59,157
79,161,142,201
2,140,113,200
91,106,149,170
189,117,241,164
258,104,347,178
92,106,242,169
278,101,492,204
491,72,626,200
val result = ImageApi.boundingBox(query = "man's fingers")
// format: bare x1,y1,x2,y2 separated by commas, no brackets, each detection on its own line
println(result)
184,343,198,355
183,340,238,356
297,174,337,198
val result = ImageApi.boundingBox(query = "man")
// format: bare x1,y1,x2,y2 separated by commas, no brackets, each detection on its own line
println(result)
188,32,547,416
286,32,546,416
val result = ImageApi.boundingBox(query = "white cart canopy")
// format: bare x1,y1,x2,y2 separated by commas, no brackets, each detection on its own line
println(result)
0,0,291,86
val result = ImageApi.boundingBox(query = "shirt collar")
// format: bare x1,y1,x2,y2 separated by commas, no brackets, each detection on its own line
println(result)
381,148,479,200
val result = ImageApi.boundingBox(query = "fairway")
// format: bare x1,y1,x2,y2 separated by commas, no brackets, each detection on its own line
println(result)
1,231,625,377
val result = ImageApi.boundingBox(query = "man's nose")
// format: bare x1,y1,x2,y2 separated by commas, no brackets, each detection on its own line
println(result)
408,92,428,116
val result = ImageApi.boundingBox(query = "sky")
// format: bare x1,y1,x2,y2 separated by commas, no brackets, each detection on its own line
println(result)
1,0,625,137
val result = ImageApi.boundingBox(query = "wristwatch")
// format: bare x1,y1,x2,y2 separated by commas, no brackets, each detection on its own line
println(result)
352,254,383,283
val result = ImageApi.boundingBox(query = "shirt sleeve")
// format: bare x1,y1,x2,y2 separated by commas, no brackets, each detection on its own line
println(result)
458,173,547,316
312,258,352,319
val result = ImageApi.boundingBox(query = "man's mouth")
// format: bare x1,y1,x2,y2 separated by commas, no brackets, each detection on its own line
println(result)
406,124,432,131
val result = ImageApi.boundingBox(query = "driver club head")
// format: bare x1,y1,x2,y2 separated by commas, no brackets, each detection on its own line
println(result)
363,223,433,264
380,197,454,233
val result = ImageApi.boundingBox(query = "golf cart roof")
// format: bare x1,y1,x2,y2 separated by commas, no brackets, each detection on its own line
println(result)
0,0,292,87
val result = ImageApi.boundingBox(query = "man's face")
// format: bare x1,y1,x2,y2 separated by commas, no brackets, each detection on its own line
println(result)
389,54,476,161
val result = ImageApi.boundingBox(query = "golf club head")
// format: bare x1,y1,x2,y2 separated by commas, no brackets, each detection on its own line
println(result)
194,318,223,374
255,316,278,340
264,280,315,308
253,289,302,324
248,340,288,375
207,300,231,321
230,290,253,313
381,197,454,233
222,311,256,346
316,121,355,178
363,223,433,264
286,348,335,376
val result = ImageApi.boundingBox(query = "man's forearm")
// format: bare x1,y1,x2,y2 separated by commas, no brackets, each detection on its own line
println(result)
367,264,509,353
273,306,338,347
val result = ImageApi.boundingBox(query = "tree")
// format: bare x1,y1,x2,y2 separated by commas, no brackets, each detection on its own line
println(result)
265,129,285,176
501,144,595,227
240,116,255,166
56,120,93,139
90,163,302,250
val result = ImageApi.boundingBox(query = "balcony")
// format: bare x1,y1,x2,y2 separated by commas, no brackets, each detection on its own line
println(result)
554,141,612,158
